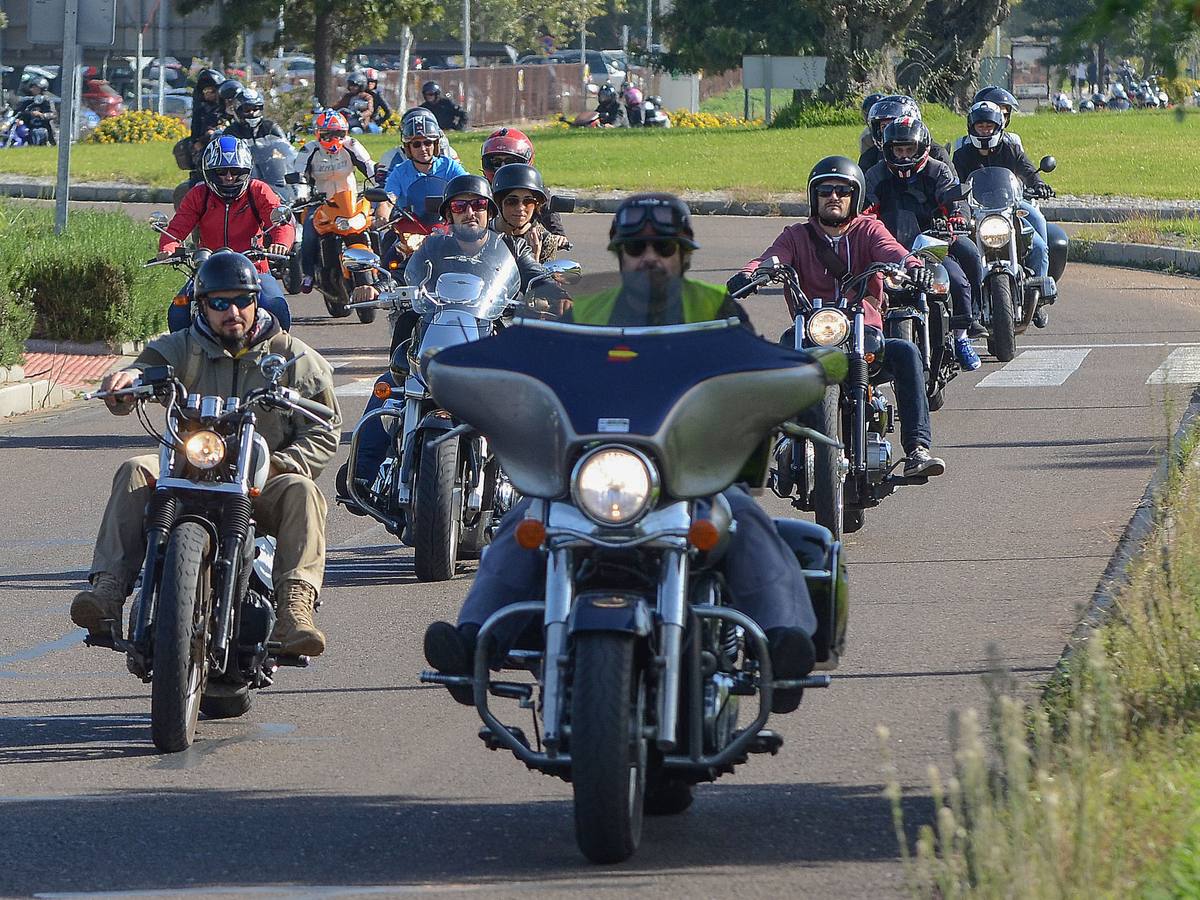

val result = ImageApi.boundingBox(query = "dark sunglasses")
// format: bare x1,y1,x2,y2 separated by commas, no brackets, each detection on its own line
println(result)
815,183,854,199
449,198,491,214
204,293,257,311
483,154,521,171
406,138,436,149
621,239,679,258
502,195,539,208
318,130,346,140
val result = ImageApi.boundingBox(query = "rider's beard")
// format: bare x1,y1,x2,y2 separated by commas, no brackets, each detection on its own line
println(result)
452,222,488,243
817,207,852,227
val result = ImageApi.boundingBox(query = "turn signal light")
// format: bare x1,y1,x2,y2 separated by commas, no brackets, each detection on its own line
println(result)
172,295,189,306
864,352,876,363
688,519,721,552
373,381,392,400
515,519,546,550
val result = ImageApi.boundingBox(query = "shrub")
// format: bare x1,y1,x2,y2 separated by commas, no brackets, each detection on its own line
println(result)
667,110,763,128
86,109,189,144
771,101,862,129
0,285,34,368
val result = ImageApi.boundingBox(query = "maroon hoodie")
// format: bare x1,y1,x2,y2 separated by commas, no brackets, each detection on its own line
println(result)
740,214,917,329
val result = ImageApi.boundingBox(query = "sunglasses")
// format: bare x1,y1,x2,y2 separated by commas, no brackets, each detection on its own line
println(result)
204,293,257,311
815,184,854,199
406,139,436,149
502,195,538,208
318,131,346,141
621,239,679,258
483,154,521,171
449,198,491,214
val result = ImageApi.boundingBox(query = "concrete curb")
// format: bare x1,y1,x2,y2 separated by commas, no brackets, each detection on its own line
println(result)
0,379,75,419
25,337,155,357
1069,239,1200,276
0,180,176,204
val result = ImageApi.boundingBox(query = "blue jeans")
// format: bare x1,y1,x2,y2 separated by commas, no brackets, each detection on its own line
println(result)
352,370,397,482
1020,201,1050,278
301,215,319,278
950,236,983,318
877,338,931,453
167,272,292,332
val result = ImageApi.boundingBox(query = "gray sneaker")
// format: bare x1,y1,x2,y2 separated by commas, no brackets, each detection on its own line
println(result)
904,446,945,478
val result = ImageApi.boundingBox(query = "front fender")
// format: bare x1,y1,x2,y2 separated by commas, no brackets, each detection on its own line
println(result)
568,592,654,637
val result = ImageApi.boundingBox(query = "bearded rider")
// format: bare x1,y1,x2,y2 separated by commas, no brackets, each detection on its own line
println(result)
423,193,818,715
71,251,342,657
727,156,947,480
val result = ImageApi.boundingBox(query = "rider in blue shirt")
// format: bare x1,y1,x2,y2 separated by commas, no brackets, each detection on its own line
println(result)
377,110,467,221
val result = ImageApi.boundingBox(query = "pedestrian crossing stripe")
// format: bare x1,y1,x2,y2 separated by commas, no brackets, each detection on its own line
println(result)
1147,347,1200,385
977,349,1091,388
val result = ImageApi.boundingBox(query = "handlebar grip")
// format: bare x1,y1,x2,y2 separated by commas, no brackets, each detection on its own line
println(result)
293,396,334,420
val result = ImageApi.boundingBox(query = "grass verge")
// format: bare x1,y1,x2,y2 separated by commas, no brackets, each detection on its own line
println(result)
2,108,1197,199
1076,215,1200,249
887,408,1200,897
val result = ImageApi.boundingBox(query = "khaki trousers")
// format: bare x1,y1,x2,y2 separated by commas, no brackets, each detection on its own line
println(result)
90,454,328,596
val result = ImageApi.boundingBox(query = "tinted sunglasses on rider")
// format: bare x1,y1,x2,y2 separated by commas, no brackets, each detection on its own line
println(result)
203,293,258,311
483,154,521,172
502,194,539,209
814,183,855,199
406,138,436,149
621,239,679,258
449,197,491,215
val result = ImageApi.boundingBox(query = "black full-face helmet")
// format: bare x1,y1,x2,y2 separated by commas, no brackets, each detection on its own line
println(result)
807,156,865,216
867,97,920,148
966,101,1005,149
882,116,931,179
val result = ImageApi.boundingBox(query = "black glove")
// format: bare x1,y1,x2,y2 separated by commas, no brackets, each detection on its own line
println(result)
373,163,389,184
1032,182,1055,199
726,271,757,298
908,266,934,293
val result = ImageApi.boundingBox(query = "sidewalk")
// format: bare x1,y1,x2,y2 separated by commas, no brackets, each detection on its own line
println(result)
0,350,123,419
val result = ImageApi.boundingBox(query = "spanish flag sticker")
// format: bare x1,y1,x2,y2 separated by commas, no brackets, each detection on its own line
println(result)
608,345,638,362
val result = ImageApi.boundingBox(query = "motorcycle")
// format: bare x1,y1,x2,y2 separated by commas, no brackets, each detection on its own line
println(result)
338,244,575,581
276,179,380,323
245,134,305,293
83,357,336,753
963,157,1065,362
641,94,672,128
731,259,932,539
419,312,849,863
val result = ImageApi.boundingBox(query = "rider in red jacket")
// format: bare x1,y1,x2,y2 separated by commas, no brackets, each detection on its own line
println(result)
157,136,295,330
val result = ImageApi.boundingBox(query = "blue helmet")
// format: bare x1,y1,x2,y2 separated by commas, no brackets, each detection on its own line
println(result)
202,135,253,201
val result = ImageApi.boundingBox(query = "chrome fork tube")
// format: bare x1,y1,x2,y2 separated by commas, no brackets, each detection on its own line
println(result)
540,545,573,751
656,546,689,752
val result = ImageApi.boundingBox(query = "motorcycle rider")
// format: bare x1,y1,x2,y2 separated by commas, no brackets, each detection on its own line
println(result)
595,83,629,127
622,82,646,126
952,86,1024,153
70,250,342,657
335,71,377,131
481,127,567,237
217,79,245,121
375,109,466,223
189,68,226,159
420,81,468,131
423,192,818,715
858,91,886,155
292,108,376,294
363,68,393,128
224,87,287,141
727,156,946,480
859,96,952,171
15,76,56,145
158,136,295,331
952,101,1056,325
491,163,570,263
864,117,986,370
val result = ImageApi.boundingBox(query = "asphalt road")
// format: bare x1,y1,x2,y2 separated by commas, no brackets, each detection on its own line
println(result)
3,211,1200,898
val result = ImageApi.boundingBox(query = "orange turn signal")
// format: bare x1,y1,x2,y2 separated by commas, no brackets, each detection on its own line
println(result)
688,519,721,552
373,381,392,400
864,352,876,364
248,487,262,498
172,295,189,306
515,519,546,550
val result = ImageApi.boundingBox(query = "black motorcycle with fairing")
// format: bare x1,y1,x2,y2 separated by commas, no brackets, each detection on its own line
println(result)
419,314,849,864
84,357,336,752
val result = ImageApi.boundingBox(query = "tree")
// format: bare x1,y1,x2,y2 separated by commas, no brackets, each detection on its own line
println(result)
816,0,927,101
658,0,822,74
899,0,1011,108
1078,0,1200,74
176,0,441,103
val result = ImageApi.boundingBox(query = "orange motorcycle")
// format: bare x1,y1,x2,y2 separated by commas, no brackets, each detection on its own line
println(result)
290,189,380,323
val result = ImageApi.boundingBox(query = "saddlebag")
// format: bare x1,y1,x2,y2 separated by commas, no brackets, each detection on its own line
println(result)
773,518,849,669
1046,222,1069,283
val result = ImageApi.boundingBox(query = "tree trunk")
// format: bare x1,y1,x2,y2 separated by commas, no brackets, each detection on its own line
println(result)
314,3,335,106
900,0,1011,110
398,25,414,110
819,0,926,102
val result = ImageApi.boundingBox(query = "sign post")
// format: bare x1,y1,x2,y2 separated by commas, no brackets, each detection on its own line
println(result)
742,55,827,123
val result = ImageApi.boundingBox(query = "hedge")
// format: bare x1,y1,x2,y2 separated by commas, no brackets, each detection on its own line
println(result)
0,202,174,346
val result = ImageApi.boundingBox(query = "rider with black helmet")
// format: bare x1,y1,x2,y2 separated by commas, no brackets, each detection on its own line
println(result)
217,80,245,119
491,163,570,263
224,87,287,141
189,68,227,173
859,91,886,154
728,156,946,479
423,191,820,717
15,76,56,144
859,97,952,170
596,82,628,127
420,80,468,131
952,86,1025,153
864,117,986,370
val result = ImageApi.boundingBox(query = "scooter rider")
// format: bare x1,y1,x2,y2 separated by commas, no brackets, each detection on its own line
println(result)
224,87,287,141
727,156,947,479
158,136,295,331
420,81,468,131
71,250,342,657
292,109,376,294
481,127,567,237
596,83,629,127
952,101,1056,325
423,193,818,715
490,163,570,263
375,109,466,223
864,116,986,370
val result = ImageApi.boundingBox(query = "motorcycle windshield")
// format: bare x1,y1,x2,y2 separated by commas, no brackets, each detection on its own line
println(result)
426,291,843,499
406,175,448,227
247,136,297,200
967,167,1023,210
406,233,520,321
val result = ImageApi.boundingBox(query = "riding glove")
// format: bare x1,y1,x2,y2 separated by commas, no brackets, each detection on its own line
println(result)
908,266,935,293
726,271,757,298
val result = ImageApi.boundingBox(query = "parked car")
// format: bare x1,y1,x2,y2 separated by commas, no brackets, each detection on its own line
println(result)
546,49,626,86
268,56,346,79
139,88,193,120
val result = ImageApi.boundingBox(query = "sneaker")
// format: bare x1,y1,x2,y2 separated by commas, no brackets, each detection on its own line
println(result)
300,275,314,294
1033,307,1049,328
967,319,990,338
904,446,945,478
765,626,816,715
954,337,982,371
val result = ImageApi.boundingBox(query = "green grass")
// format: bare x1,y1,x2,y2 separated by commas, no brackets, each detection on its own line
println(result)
1077,214,1200,248
5,108,1199,199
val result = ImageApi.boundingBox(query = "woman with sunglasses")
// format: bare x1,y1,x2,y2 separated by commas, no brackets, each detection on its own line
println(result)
490,164,570,264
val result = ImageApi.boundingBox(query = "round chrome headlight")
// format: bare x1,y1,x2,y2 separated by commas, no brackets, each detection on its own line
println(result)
184,430,226,470
978,215,1012,249
806,309,850,346
572,446,657,526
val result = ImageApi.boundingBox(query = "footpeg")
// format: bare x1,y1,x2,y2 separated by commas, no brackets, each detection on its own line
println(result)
270,652,310,668
734,728,784,755
83,633,117,651
479,724,530,752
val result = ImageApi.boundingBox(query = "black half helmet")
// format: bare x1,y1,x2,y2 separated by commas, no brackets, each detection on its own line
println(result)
491,163,549,204
422,81,441,97
439,173,498,219
807,156,865,216
608,193,698,251
194,250,260,298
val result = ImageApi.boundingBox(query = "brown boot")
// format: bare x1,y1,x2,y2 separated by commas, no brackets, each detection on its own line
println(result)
70,573,127,635
273,581,326,657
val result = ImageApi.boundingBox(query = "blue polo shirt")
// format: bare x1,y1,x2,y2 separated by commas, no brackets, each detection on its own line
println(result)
384,155,467,204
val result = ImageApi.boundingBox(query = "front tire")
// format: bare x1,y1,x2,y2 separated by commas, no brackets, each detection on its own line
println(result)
571,632,647,864
151,522,212,753
200,688,253,720
413,435,461,582
987,276,1017,362
811,385,845,540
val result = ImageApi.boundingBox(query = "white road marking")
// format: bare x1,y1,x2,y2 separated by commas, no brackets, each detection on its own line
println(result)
334,378,379,397
1147,346,1200,384
977,349,1091,388
1028,342,1200,349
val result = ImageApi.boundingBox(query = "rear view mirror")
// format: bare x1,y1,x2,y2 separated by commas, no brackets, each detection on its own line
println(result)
148,211,170,232
284,171,303,185
544,259,583,285
1039,155,1057,173
270,205,293,226
549,195,576,214
342,247,381,272
364,187,391,204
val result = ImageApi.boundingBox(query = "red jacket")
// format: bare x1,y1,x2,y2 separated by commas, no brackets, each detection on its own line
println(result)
741,214,918,330
159,181,295,273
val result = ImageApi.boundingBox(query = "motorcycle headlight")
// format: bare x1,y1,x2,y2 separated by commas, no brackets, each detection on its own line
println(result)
335,216,350,230
806,309,850,346
979,215,1012,249
572,446,657,526
184,430,226,470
